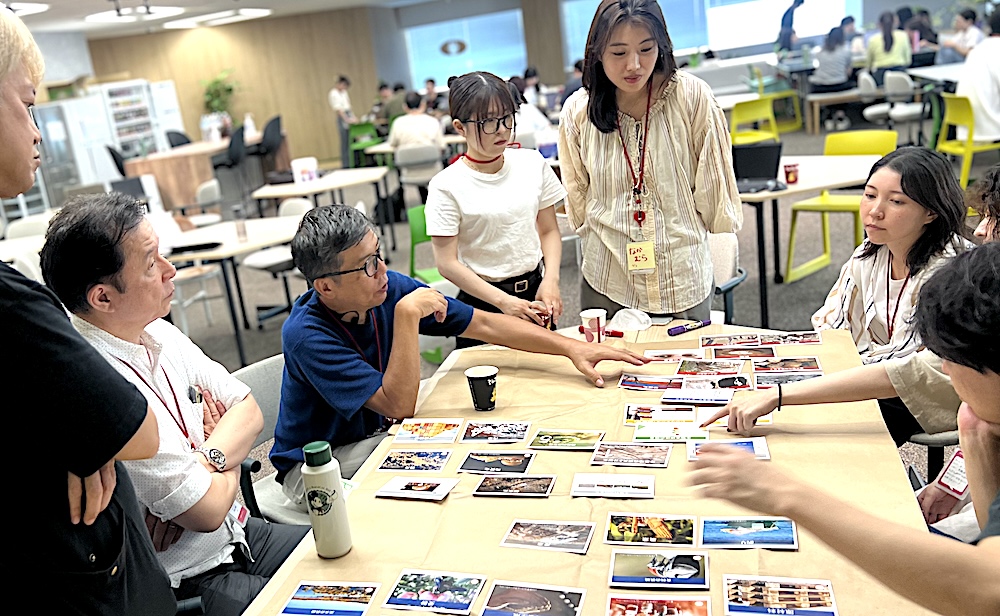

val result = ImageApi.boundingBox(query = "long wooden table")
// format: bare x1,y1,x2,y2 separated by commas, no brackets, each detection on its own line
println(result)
740,154,880,328
243,325,934,616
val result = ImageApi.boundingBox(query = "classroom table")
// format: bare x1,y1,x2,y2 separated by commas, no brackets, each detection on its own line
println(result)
906,64,963,86
364,134,467,157
714,91,760,112
251,167,396,255
241,324,935,616
739,154,880,329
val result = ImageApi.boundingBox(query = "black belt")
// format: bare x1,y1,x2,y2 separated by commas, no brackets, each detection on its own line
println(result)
491,263,542,294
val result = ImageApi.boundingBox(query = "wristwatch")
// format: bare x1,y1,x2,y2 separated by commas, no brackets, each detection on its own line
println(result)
196,447,227,471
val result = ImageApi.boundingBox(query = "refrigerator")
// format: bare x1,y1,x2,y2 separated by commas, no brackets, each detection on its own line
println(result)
148,80,186,152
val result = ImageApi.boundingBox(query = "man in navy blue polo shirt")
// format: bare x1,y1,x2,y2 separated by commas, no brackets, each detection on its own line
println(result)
272,205,647,500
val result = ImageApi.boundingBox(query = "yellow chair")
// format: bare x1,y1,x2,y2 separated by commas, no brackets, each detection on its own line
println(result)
936,93,1000,189
784,129,898,283
730,98,780,145
752,66,803,133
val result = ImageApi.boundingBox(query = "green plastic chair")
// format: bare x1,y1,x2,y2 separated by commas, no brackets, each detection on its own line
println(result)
347,122,383,168
407,205,445,285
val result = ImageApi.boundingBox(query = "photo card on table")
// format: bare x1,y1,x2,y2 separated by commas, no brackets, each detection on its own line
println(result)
676,359,744,376
682,374,754,390
643,348,705,362
607,595,711,616
712,346,776,359
633,421,709,443
457,451,535,475
604,513,697,546
590,442,672,467
570,473,654,499
473,475,556,497
608,549,709,590
378,450,452,473
700,517,798,550
687,437,770,461
500,519,596,554
383,570,486,615
392,418,464,445
754,372,823,389
623,404,697,425
279,581,381,616
700,333,761,347
751,357,822,372
661,388,734,406
375,476,460,501
618,373,686,391
528,429,605,450
758,331,822,346
723,575,838,615
482,581,586,616
460,420,531,444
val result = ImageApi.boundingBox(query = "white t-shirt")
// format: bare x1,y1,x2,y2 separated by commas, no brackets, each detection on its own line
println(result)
516,103,553,135
389,113,445,149
956,36,1000,141
328,88,352,114
953,25,986,52
425,148,566,281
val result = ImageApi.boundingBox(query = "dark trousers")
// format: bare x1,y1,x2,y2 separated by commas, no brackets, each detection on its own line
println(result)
174,518,310,616
878,396,923,447
456,265,544,349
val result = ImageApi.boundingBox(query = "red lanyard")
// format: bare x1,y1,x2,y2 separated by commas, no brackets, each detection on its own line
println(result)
322,305,384,373
616,79,654,227
114,352,194,449
885,254,911,339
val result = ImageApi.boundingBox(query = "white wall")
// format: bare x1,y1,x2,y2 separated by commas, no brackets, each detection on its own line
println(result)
33,31,95,83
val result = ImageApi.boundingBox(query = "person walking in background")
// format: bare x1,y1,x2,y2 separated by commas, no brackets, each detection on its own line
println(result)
426,71,566,345
866,11,911,85
558,0,742,322
955,9,1000,143
328,75,356,167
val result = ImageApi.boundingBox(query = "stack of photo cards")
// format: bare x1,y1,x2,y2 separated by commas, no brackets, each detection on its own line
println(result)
712,346,775,359
700,517,798,550
700,333,761,347
751,357,822,373
473,475,556,498
687,437,770,461
528,429,604,450
458,451,535,474
643,349,704,362
570,473,654,498
632,421,708,443
676,359,743,376
758,331,822,346
378,450,452,473
501,520,596,554
723,575,838,615
618,373,685,391
383,570,486,615
608,549,709,590
482,581,585,616
460,420,530,444
604,513,697,546
392,418,463,445
623,404,697,425
375,477,459,502
607,595,711,616
590,442,672,467
279,581,380,616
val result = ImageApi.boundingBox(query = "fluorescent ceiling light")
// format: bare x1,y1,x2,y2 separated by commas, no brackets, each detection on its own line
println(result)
9,3,49,16
84,6,183,24
163,8,272,29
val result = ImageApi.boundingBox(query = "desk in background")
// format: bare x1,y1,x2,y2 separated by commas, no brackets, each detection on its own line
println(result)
242,325,934,616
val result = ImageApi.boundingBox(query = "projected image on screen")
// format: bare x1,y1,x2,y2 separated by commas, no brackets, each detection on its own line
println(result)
707,0,852,51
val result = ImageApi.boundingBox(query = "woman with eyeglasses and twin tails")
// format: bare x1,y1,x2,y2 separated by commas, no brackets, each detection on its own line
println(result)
425,71,566,348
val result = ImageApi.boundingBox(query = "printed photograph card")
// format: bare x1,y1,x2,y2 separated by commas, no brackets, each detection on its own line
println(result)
528,429,605,450
618,373,686,391
460,420,531,444
723,575,838,615
482,581,585,616
687,438,770,461
608,550,709,590
623,404,697,425
458,451,535,475
473,475,556,498
378,450,452,473
590,442,672,467
682,374,754,390
375,477,460,502
607,595,710,616
661,388,735,406
758,331,822,346
700,517,798,550
604,513,697,546
712,346,776,359
500,519,596,554
279,582,380,616
570,473,654,499
751,357,822,373
676,359,744,376
643,349,705,362
392,418,464,445
700,334,761,347
384,570,486,615
632,421,709,443
754,372,823,389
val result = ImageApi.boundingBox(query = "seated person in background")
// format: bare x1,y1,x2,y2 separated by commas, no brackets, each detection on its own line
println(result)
561,59,584,107
424,78,447,117
808,26,856,130
387,91,445,203
905,11,939,51
841,15,866,55
955,9,1000,144
371,81,393,136
509,76,553,136
383,83,408,124
690,243,1000,616
271,205,647,498
813,147,969,365
522,66,541,106
40,193,309,616
705,161,1000,448
866,11,911,85
937,8,985,65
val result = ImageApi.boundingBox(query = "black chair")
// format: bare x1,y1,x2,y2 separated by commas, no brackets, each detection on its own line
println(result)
106,146,126,178
166,130,192,148
212,126,248,205
246,116,282,194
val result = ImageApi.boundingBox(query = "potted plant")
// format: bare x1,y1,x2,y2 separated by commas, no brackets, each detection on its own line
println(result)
200,69,236,139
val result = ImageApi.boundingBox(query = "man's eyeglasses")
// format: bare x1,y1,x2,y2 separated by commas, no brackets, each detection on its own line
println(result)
317,250,383,279
462,113,514,135
27,105,37,129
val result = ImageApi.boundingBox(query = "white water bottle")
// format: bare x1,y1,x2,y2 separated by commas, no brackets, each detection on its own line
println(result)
301,441,352,558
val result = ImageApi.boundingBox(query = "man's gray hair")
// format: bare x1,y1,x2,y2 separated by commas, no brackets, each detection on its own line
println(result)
291,205,376,282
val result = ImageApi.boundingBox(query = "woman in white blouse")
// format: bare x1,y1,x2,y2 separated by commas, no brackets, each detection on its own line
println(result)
812,147,970,367
558,0,742,322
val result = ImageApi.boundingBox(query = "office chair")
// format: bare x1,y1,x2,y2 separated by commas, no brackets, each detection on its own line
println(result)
166,130,192,148
106,145,126,178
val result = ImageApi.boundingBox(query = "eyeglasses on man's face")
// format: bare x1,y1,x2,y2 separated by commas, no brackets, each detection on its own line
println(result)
463,113,514,135
317,248,383,280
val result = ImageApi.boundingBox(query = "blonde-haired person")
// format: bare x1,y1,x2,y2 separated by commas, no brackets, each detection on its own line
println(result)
0,7,174,614
558,0,742,323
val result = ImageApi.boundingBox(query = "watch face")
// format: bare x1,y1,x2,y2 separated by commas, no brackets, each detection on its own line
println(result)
205,448,226,468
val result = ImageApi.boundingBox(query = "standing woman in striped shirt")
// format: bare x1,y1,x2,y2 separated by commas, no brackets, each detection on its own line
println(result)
558,0,742,322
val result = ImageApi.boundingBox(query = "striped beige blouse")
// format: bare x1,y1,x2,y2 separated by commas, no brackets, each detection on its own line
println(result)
558,70,742,313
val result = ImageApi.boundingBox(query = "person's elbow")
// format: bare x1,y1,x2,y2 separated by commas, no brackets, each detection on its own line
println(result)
117,408,160,461
242,395,266,439
176,505,229,533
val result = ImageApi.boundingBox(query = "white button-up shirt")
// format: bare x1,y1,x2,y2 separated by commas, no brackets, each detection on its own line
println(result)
73,317,252,587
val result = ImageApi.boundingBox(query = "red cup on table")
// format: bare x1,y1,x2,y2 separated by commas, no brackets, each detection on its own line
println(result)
783,163,799,185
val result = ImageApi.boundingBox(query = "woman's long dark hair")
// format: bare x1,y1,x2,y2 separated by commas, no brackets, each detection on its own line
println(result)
879,11,896,53
582,0,677,133
823,26,844,52
859,147,968,274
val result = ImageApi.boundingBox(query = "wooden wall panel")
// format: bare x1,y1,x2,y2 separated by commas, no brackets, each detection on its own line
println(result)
521,0,567,84
88,8,378,165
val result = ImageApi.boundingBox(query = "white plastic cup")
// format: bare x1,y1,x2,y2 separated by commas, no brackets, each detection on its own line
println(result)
291,156,319,184
580,308,607,343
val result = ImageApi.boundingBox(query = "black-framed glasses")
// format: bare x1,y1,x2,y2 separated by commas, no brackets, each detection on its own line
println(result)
317,249,383,279
462,113,514,135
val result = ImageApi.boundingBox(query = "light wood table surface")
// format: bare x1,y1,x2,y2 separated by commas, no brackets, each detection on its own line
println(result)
242,325,933,616
364,134,467,156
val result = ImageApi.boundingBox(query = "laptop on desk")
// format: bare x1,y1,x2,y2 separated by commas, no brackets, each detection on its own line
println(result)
732,142,784,193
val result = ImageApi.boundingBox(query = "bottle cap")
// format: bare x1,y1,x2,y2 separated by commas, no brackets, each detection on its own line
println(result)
303,441,333,467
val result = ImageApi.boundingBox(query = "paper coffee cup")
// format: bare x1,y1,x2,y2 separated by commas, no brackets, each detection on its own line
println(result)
465,365,498,412
580,308,607,343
